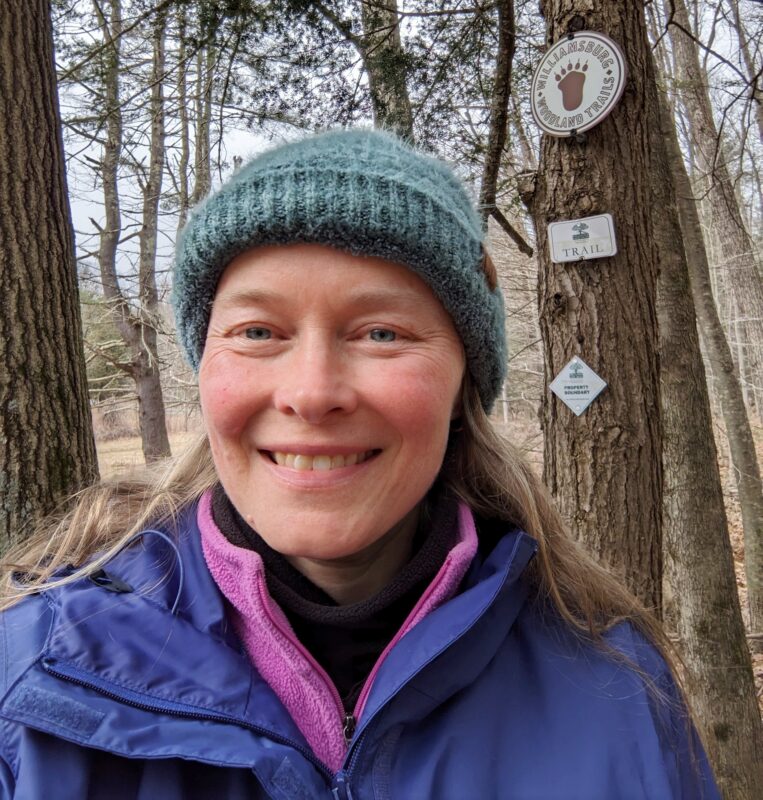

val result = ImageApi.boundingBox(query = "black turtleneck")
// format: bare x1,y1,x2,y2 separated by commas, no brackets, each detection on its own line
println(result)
211,484,458,713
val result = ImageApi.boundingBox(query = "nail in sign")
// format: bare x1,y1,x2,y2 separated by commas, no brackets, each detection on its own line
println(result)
550,357,607,416
530,31,627,136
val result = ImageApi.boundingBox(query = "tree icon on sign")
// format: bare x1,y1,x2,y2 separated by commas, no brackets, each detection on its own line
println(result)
572,222,590,241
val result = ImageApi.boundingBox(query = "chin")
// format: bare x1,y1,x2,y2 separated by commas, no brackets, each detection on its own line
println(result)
272,539,375,564
256,523,379,562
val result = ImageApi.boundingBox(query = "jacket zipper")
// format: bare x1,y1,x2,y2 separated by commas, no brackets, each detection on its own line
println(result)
253,579,353,755
342,713,356,746
331,771,355,800
42,533,535,798
40,657,335,783
342,534,537,779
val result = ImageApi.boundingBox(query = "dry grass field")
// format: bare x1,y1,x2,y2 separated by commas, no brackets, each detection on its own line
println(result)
97,431,201,479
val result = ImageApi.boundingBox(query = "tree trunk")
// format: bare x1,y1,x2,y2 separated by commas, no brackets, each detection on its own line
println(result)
667,100,763,653
0,0,98,550
190,43,213,205
359,0,414,139
136,9,171,463
667,0,763,419
654,85,763,799
510,93,537,171
477,0,532,259
728,0,763,144
94,0,170,464
176,4,190,235
526,1,663,612
666,0,763,650
479,0,516,228
94,0,126,322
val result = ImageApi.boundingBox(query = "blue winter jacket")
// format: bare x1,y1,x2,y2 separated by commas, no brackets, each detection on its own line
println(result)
0,502,719,799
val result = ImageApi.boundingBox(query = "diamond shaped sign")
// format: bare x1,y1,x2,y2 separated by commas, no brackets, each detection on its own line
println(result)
549,357,607,416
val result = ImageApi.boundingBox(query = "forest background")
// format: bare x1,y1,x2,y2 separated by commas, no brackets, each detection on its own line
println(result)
1,0,762,796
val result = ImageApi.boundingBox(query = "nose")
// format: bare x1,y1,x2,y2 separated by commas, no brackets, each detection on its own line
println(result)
272,336,358,423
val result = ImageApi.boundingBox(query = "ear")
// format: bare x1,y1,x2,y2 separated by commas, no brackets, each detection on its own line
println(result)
481,249,498,291
450,371,466,420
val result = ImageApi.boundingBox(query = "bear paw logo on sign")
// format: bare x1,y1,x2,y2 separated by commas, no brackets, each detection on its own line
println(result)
531,32,626,136
556,60,589,111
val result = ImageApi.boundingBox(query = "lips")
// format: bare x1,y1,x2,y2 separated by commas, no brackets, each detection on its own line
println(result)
263,450,380,471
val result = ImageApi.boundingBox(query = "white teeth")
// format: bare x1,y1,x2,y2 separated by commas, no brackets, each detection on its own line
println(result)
268,450,376,471
293,455,312,471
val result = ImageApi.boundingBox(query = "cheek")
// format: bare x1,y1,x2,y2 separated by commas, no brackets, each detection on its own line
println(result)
199,363,257,438
199,377,230,429
374,361,461,437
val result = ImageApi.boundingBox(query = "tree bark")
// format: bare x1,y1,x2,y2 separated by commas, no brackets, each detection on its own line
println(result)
479,0,516,228
190,42,214,205
176,4,191,235
136,9,171,463
666,96,763,651
728,0,763,144
0,0,98,549
477,0,532,259
666,0,763,650
94,0,126,328
667,0,763,419
654,84,763,799
510,93,537,171
94,0,170,464
359,0,414,139
527,1,663,612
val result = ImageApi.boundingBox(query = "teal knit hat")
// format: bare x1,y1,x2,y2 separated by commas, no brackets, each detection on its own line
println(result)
173,128,506,409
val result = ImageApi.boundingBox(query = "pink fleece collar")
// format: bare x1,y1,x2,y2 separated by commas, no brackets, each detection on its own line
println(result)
198,489,478,772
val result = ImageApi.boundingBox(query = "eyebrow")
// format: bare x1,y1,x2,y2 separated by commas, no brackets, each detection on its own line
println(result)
213,288,288,310
214,286,429,311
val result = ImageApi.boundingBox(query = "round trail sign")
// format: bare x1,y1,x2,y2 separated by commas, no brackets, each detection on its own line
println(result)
530,31,627,136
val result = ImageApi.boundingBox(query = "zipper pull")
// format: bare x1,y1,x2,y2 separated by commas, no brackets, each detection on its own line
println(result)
343,712,356,745
332,771,355,800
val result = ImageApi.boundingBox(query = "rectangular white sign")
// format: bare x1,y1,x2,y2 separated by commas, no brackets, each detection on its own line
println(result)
548,213,617,263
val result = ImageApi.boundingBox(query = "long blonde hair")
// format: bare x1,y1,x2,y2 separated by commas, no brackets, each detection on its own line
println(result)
0,374,662,661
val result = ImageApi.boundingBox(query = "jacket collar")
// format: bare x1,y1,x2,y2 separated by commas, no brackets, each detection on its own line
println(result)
357,525,537,730
2,501,537,769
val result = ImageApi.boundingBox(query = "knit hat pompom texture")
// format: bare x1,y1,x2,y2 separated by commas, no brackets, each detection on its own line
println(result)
173,128,506,409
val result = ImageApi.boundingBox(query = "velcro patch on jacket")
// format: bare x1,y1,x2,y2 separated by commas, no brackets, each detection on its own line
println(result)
4,684,104,738
270,756,314,800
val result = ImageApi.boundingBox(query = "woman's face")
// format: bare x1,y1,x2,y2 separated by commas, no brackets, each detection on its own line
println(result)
199,243,465,562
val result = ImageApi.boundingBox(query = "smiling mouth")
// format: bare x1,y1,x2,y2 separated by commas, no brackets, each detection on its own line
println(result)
263,450,381,471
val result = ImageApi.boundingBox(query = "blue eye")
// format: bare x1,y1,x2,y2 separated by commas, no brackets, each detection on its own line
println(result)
245,327,272,340
369,329,396,343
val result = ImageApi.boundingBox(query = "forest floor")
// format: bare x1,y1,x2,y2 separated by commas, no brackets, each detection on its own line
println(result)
95,416,762,716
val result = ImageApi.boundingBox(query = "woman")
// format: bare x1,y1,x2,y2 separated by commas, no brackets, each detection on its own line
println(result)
0,129,718,799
